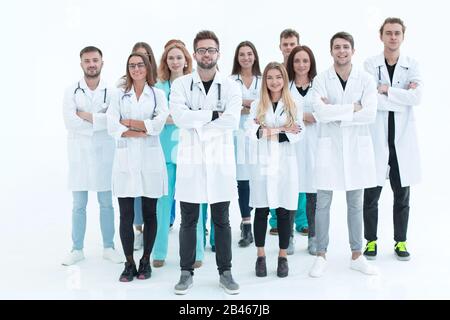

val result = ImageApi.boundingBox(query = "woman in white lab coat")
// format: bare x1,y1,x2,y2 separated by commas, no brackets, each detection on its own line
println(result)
229,41,262,248
107,52,169,282
245,62,304,278
286,45,318,255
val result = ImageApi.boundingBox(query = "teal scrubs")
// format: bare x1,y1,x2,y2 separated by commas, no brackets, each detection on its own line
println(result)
134,80,205,262
269,193,308,230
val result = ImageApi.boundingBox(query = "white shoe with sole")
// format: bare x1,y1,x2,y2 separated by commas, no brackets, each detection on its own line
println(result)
62,250,85,266
309,256,327,278
350,255,378,275
103,248,124,264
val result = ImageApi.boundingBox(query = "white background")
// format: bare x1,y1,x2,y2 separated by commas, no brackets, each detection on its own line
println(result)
1,0,449,299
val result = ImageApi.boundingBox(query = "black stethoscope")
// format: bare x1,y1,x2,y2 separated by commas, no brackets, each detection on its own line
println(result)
378,64,408,84
121,85,158,119
190,79,222,110
235,74,259,90
73,81,107,104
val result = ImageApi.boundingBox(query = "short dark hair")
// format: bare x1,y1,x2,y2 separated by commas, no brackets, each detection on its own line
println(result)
379,17,406,35
286,45,317,82
193,30,220,51
280,29,299,43
79,46,102,58
330,32,354,50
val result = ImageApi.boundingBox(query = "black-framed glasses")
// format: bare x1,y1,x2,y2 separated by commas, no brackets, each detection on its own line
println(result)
128,62,146,69
195,47,219,55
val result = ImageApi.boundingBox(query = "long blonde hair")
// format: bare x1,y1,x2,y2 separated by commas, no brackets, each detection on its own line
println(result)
256,62,297,127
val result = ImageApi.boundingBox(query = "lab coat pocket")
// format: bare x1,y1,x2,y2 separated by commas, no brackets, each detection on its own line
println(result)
143,137,163,172
67,139,81,163
115,139,129,172
116,148,129,173
316,137,332,167
357,135,373,164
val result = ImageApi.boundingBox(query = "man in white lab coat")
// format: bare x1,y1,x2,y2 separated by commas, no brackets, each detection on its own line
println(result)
309,32,378,278
62,46,123,266
363,18,423,261
170,31,242,295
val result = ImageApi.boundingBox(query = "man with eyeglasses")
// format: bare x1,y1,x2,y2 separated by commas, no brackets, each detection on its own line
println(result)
170,30,242,295
62,46,124,266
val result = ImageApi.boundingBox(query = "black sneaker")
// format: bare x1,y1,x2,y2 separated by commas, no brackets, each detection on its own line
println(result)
394,242,411,261
363,240,377,260
277,257,289,278
137,257,152,280
119,262,137,282
255,256,267,277
269,228,278,236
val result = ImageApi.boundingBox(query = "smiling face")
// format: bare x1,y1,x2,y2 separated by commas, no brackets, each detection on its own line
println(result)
331,37,354,67
266,68,284,94
80,51,103,79
193,39,220,70
167,47,186,74
293,50,311,78
128,55,147,82
238,45,255,70
381,23,404,52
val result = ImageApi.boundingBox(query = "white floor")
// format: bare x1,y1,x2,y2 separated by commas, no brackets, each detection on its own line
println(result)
1,137,449,300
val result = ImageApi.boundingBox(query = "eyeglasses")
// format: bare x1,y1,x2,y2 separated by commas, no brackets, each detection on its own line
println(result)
195,47,219,55
128,62,146,69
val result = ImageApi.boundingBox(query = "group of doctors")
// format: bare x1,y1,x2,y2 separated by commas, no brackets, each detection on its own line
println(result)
62,16,422,295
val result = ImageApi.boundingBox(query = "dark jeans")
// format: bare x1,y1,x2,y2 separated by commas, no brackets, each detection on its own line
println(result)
180,201,232,274
364,145,410,242
254,207,291,249
118,197,157,258
237,180,252,219
306,193,317,238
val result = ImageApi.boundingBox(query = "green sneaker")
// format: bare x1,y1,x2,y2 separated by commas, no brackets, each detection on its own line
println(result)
394,242,411,261
363,240,377,260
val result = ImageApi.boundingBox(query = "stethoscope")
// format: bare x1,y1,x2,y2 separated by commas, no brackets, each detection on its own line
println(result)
190,79,222,110
235,74,259,90
121,85,158,119
73,81,107,104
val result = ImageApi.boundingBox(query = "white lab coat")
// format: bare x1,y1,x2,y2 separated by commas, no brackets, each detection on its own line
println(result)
364,53,422,187
63,78,115,191
289,81,318,193
107,85,169,198
245,99,304,210
229,74,261,180
170,71,242,204
312,66,378,191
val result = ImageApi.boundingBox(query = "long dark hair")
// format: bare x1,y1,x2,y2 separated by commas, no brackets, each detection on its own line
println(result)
124,52,156,93
231,41,261,76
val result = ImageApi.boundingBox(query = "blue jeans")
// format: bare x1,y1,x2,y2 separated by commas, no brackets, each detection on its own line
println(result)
71,191,115,250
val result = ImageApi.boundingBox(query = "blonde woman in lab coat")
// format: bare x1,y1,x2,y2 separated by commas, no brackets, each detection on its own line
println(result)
246,62,304,278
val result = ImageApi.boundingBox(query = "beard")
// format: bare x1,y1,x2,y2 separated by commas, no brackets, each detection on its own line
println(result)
83,68,101,79
197,60,217,70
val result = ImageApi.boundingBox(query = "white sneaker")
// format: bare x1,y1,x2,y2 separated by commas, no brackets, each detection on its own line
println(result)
103,248,124,264
134,231,143,251
62,250,85,266
309,256,327,278
350,255,378,275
